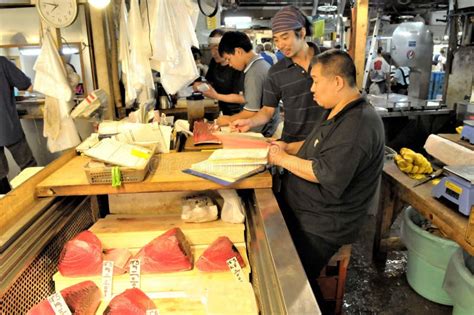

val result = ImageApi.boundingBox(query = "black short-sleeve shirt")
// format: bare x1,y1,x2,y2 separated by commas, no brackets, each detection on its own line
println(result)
0,56,31,146
262,42,325,143
205,58,244,115
282,97,385,245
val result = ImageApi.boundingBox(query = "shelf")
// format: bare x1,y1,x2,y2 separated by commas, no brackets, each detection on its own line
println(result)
36,151,272,197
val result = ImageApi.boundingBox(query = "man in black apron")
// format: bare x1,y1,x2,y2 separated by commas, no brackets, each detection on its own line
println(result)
0,56,37,194
268,50,385,312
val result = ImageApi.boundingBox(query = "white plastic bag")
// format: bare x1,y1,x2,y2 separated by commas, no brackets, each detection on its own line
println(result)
218,190,245,224
149,0,199,94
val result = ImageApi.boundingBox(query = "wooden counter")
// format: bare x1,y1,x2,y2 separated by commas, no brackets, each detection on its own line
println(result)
438,133,474,150
36,151,272,197
375,162,474,256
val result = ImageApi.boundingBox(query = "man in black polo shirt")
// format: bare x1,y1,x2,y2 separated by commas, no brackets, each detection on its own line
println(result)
195,29,245,116
268,50,385,309
231,5,325,143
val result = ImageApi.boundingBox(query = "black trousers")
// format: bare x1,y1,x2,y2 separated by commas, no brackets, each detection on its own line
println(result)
276,193,340,314
0,136,37,193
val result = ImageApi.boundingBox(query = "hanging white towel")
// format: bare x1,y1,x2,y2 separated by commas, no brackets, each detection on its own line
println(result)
33,31,72,101
33,30,80,152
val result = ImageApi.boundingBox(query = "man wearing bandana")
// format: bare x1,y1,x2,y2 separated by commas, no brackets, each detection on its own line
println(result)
231,6,325,143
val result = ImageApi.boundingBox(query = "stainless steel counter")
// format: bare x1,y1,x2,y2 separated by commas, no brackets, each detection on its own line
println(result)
246,189,321,314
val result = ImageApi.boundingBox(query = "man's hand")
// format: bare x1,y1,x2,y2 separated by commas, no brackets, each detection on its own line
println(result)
202,85,219,100
231,119,252,133
216,115,232,126
268,143,288,166
269,140,288,152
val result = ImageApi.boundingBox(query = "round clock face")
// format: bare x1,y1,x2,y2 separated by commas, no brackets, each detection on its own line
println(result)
37,0,78,28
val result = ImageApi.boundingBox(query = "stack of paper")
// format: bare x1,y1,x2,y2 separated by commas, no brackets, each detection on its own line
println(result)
183,148,268,185
71,89,108,119
96,121,171,153
84,138,154,168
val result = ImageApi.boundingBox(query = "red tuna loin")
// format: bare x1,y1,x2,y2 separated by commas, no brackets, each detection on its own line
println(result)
196,236,245,272
104,288,156,314
27,280,101,315
193,121,222,145
58,230,103,277
133,227,192,273
103,248,132,275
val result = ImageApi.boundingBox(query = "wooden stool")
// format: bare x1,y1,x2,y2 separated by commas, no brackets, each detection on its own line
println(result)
317,244,352,315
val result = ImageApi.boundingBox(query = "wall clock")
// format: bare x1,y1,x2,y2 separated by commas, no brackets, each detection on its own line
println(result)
37,0,78,29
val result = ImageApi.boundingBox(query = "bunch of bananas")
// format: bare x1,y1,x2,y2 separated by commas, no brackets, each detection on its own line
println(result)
394,148,433,179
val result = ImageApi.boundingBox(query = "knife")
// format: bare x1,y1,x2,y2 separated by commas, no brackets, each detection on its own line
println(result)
413,168,444,187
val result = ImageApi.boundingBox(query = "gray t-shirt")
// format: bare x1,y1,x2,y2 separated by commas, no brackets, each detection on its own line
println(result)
0,56,31,146
243,55,279,137
282,97,385,245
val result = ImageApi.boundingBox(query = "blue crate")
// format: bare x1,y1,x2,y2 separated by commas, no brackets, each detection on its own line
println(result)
428,71,445,100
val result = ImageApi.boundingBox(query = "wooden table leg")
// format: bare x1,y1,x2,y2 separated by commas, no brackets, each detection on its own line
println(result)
374,178,394,258
374,176,408,259
466,205,474,246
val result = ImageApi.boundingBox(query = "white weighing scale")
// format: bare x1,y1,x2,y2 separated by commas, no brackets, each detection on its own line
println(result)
460,120,474,144
432,165,474,216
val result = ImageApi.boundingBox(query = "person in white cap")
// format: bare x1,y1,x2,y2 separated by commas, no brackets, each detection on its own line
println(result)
194,29,245,115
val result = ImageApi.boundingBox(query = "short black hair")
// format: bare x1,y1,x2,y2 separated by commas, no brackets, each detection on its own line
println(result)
218,31,253,56
311,49,357,88
209,28,225,38
377,47,383,54
191,46,202,60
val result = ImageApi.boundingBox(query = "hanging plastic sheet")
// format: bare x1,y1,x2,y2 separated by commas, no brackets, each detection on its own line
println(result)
119,0,136,107
128,0,155,103
150,0,200,94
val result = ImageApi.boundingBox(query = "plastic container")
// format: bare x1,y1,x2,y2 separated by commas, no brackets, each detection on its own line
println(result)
443,249,474,315
84,160,153,184
401,207,459,305
428,71,445,100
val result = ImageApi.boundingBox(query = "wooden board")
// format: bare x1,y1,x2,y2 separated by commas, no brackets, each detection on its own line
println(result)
438,133,474,151
97,297,207,315
53,244,251,294
109,192,194,215
94,282,258,315
90,215,244,248
36,152,272,197
354,0,369,89
0,149,75,248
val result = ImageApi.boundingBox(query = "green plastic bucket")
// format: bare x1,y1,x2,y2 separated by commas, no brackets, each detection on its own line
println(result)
443,249,474,315
401,207,459,305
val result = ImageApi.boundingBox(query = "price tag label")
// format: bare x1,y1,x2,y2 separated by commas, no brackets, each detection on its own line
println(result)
102,260,114,300
129,259,141,288
146,309,160,315
226,257,244,282
47,292,72,315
